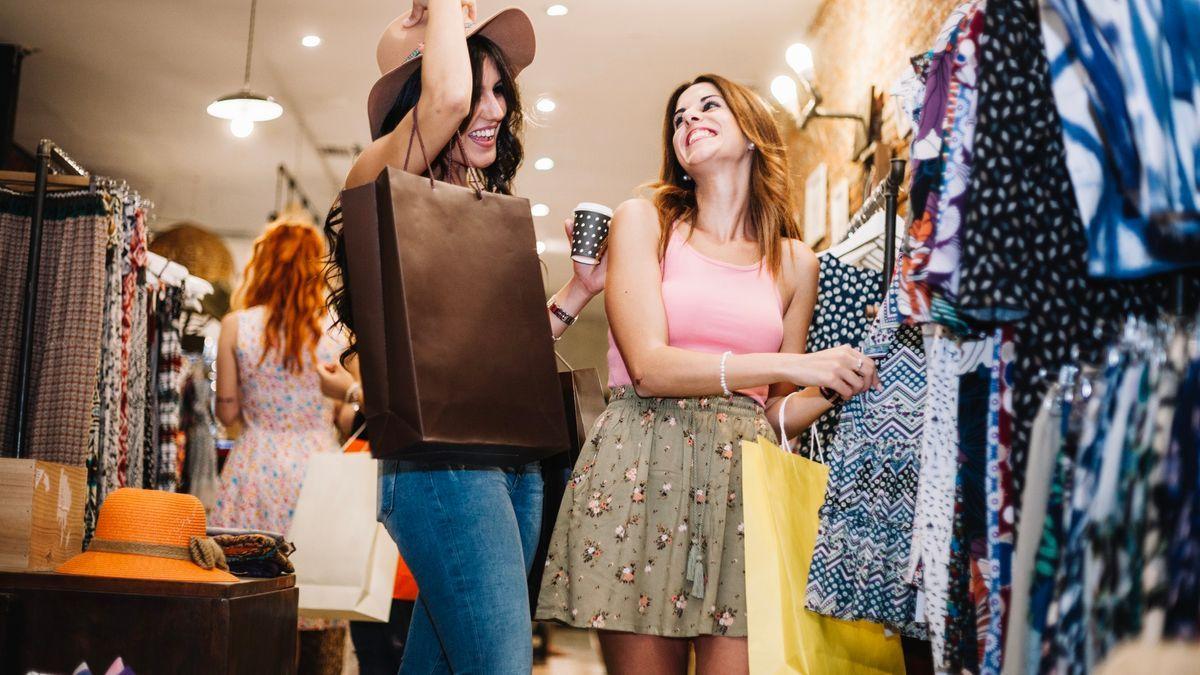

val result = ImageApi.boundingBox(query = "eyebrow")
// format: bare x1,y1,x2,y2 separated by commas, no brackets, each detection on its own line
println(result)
674,95,720,117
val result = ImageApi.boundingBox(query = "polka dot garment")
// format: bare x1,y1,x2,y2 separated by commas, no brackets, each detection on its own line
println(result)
800,255,883,456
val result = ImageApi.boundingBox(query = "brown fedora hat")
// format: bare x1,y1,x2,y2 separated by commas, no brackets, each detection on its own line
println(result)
367,6,536,140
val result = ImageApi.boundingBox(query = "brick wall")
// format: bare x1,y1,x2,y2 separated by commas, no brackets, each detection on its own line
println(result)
784,0,962,246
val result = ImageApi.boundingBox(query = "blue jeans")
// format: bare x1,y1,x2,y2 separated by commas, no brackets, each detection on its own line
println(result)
377,459,543,674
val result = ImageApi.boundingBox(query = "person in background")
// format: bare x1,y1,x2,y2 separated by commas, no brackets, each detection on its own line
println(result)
210,218,352,674
535,74,879,674
320,361,418,675
322,0,604,670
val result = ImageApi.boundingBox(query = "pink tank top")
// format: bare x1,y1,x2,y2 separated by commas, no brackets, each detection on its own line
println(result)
607,227,785,406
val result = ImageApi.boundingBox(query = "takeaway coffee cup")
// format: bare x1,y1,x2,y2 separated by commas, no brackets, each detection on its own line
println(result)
570,202,614,265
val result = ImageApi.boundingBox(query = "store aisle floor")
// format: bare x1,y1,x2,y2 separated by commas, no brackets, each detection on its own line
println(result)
339,625,605,674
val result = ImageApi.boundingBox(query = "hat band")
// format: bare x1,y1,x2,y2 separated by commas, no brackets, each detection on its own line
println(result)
88,536,231,572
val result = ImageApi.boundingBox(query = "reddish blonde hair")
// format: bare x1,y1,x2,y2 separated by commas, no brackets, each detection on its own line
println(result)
649,74,801,276
233,219,327,373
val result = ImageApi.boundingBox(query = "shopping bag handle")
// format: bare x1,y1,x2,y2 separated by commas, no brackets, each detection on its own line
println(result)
777,391,797,453
338,422,368,454
402,105,483,200
777,391,826,463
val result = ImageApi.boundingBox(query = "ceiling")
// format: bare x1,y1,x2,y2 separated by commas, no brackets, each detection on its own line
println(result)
4,0,822,332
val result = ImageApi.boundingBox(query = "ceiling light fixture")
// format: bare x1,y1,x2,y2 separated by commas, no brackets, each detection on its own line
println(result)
531,203,550,217
207,0,283,139
301,35,321,48
547,4,568,16
230,118,255,138
535,97,556,113
534,157,555,171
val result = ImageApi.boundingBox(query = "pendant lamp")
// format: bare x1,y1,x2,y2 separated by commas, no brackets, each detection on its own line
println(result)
206,0,282,137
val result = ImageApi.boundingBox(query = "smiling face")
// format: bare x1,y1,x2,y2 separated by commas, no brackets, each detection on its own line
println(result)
459,54,507,169
669,82,751,178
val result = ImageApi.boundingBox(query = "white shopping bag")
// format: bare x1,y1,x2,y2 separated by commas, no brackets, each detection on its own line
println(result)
288,443,398,622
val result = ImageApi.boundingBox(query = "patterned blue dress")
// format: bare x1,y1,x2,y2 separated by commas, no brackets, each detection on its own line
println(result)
805,283,928,637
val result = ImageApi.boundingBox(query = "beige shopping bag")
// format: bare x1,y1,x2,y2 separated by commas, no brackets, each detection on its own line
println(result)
288,448,398,622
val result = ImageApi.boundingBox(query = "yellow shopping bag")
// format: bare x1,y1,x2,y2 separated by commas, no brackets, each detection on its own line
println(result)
743,428,905,674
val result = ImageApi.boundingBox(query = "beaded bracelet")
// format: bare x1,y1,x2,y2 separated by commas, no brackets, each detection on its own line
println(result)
719,351,733,397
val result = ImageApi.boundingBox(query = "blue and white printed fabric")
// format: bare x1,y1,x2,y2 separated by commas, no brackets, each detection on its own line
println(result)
1042,0,1200,278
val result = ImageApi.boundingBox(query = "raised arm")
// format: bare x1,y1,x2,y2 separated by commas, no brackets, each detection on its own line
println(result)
345,0,476,189
606,198,871,399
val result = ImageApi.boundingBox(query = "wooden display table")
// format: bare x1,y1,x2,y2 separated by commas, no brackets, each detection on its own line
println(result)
0,571,298,674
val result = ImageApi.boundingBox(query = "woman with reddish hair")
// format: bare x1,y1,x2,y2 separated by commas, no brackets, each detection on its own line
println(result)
210,218,351,671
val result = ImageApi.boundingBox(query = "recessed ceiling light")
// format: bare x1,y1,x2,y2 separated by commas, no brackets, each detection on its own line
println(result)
536,240,547,255
547,4,568,16
301,35,321,48
535,97,556,113
531,203,550,217
534,157,555,171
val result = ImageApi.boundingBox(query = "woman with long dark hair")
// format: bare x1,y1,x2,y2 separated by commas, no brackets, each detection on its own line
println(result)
535,75,880,674
322,1,603,671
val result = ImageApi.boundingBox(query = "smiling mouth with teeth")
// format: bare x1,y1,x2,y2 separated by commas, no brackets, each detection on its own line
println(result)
468,127,498,142
686,128,717,146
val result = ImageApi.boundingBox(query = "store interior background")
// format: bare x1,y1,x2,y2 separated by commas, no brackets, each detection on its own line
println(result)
3,0,958,381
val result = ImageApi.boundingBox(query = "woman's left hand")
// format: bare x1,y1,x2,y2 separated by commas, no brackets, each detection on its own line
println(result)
318,361,357,401
565,217,607,297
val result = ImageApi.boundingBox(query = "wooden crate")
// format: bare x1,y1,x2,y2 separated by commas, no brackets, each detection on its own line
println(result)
0,459,86,572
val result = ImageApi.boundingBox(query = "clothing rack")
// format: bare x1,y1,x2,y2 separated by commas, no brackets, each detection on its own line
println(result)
2,140,171,459
6,139,87,458
843,157,907,298
272,163,322,224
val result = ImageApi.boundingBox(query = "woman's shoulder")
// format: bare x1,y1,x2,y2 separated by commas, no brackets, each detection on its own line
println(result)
779,238,818,293
612,198,658,227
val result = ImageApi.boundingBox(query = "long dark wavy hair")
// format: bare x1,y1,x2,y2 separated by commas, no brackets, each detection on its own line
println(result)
324,35,525,364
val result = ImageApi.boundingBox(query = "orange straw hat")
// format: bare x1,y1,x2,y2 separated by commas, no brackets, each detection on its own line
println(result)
57,488,238,583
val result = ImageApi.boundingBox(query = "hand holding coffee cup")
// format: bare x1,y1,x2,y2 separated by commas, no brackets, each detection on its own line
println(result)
570,202,613,265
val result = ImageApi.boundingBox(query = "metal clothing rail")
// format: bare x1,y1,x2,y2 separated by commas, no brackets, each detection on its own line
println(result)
843,157,907,298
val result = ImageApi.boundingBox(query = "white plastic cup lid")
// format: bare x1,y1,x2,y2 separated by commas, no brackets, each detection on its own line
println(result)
574,202,613,218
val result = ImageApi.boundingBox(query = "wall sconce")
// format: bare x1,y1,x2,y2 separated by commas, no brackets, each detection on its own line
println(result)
772,42,877,160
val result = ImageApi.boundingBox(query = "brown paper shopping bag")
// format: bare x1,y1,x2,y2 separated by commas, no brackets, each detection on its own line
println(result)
339,109,569,464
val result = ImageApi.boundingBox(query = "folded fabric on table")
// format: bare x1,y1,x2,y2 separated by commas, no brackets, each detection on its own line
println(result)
207,526,286,543
209,531,296,577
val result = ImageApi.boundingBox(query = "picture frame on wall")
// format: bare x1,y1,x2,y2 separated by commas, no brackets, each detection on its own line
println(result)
829,178,850,245
804,163,827,247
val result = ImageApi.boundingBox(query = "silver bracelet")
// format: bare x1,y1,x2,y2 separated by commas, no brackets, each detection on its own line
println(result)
719,350,733,397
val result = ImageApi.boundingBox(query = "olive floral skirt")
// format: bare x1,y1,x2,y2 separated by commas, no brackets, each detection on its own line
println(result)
535,386,774,638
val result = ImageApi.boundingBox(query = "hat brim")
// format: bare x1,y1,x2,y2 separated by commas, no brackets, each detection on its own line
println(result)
57,551,240,584
367,7,536,140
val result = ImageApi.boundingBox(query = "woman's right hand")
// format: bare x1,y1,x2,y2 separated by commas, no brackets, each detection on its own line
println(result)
404,0,477,27
784,346,879,400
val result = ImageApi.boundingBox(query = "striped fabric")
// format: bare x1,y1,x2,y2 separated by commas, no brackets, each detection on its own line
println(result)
0,191,108,465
